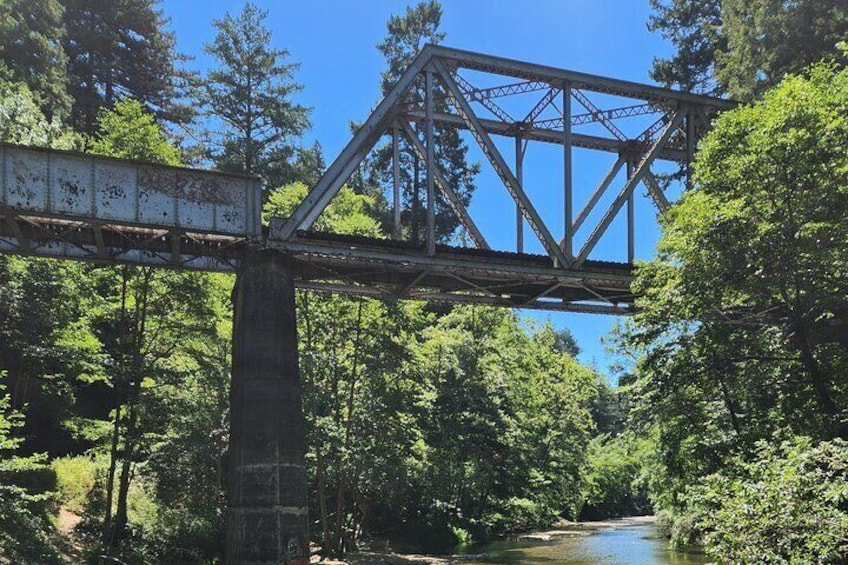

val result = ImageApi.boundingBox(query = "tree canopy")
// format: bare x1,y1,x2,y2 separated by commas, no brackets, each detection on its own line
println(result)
649,0,848,99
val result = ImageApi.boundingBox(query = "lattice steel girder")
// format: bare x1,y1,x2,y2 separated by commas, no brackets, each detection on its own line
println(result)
403,109,689,161
432,45,734,108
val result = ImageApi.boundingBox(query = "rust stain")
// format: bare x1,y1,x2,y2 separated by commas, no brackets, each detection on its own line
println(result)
139,166,241,205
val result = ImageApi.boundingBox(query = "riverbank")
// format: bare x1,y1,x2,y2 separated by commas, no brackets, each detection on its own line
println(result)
313,516,668,565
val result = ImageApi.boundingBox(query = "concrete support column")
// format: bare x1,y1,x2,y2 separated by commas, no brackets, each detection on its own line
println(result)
227,250,309,565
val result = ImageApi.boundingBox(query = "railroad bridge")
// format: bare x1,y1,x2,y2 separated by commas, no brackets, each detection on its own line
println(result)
0,45,730,564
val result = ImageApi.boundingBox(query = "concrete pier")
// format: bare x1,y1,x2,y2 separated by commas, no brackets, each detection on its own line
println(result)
227,250,309,565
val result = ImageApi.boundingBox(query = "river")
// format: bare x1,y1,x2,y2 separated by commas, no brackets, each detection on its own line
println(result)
454,517,709,565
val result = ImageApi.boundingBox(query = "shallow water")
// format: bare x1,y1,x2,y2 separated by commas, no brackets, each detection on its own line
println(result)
458,517,709,565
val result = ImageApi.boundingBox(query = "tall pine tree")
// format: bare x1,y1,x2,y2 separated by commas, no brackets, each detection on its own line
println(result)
197,2,310,190
0,0,71,119
366,0,479,244
61,0,191,133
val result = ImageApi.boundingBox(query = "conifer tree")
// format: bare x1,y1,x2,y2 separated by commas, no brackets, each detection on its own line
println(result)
367,1,479,244
648,0,848,99
61,0,191,133
197,2,310,190
0,0,71,118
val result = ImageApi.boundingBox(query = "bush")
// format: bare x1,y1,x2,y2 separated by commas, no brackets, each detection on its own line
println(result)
486,497,555,534
53,456,98,514
689,437,848,564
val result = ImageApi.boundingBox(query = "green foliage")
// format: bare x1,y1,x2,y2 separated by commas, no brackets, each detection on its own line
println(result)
579,433,651,520
649,0,848,99
53,456,97,514
90,99,181,165
265,182,383,237
688,437,848,563
0,383,59,563
648,0,724,93
0,0,71,118
0,79,81,149
197,1,310,188
622,56,848,558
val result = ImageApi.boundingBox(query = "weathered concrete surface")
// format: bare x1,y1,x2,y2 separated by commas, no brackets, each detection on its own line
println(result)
227,250,308,565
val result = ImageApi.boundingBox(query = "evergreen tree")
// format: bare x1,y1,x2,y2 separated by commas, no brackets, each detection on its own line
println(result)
367,0,479,244
197,2,310,190
61,0,191,133
648,0,848,99
0,0,71,118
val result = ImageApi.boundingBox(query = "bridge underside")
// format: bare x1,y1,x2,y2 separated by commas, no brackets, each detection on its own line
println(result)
276,230,634,314
0,212,634,313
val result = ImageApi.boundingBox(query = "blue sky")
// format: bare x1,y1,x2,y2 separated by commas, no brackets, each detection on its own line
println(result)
161,0,679,379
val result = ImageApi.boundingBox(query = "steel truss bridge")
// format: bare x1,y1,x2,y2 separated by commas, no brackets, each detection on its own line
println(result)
0,45,733,564
0,45,730,314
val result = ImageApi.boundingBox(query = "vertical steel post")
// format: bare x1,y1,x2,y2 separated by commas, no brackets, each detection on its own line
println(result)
626,159,635,263
562,82,573,262
686,107,696,190
425,70,436,256
392,127,401,240
515,133,524,253
227,250,308,565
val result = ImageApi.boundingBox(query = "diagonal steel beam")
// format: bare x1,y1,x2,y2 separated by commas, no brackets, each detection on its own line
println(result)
397,119,490,249
273,46,436,240
643,172,670,211
575,91,670,211
431,57,570,268
575,109,685,267
570,157,626,234
452,72,514,123
524,87,560,123
571,89,627,141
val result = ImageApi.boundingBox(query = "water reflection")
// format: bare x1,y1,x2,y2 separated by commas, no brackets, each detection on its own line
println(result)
460,517,708,565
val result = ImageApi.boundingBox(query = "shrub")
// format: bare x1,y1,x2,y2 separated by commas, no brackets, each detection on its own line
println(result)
691,437,848,564
52,456,98,514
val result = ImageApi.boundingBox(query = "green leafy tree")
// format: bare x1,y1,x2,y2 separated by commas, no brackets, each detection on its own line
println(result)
621,60,848,550
61,0,191,134
87,101,221,559
0,0,71,118
197,2,310,189
0,383,59,563
366,0,479,244
90,98,180,165
648,0,848,99
0,80,81,149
